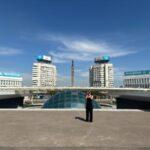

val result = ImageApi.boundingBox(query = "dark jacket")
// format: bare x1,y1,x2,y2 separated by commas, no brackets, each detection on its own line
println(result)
86,97,93,109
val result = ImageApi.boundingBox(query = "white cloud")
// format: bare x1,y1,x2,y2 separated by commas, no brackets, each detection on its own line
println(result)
45,34,137,63
110,50,137,57
0,47,23,55
49,51,91,62
62,40,106,53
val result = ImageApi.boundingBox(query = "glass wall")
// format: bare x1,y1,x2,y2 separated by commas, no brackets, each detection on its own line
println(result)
43,90,100,109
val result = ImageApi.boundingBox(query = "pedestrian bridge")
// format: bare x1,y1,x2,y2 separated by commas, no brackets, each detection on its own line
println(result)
0,87,150,97
0,87,150,109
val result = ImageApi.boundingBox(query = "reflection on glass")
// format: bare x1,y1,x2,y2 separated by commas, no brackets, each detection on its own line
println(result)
43,90,101,109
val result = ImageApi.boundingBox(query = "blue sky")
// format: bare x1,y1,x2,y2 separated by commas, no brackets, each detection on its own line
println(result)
0,0,150,86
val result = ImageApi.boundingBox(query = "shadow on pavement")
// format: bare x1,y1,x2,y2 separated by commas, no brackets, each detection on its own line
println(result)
75,116,87,122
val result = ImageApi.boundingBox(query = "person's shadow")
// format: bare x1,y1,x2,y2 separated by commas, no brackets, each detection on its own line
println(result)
75,116,87,122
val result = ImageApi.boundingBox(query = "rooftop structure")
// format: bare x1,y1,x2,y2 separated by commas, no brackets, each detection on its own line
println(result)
0,72,21,78
124,70,150,76
37,55,52,63
94,55,110,64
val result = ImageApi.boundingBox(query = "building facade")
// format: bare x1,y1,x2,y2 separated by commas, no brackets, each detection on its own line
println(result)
89,56,114,87
0,72,23,87
123,70,150,88
32,55,57,87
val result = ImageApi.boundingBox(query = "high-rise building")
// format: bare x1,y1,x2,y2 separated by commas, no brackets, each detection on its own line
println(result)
0,72,23,87
32,55,57,87
89,56,114,87
123,70,150,88
71,60,74,87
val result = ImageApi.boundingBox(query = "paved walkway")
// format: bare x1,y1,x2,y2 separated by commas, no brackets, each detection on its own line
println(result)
0,110,150,150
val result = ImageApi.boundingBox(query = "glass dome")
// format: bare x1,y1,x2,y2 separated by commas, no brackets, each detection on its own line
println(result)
43,90,101,109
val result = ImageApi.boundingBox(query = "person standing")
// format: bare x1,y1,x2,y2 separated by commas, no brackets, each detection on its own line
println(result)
85,91,94,122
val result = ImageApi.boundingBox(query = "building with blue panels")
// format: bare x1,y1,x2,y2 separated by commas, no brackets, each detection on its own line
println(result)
90,56,114,87
123,70,150,88
32,55,57,87
43,90,101,109
0,72,23,87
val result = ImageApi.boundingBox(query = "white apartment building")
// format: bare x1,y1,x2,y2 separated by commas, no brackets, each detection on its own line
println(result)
0,73,23,87
32,55,57,87
89,56,114,87
123,70,150,88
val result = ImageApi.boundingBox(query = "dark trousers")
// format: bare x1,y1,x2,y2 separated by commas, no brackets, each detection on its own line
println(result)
86,108,93,122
